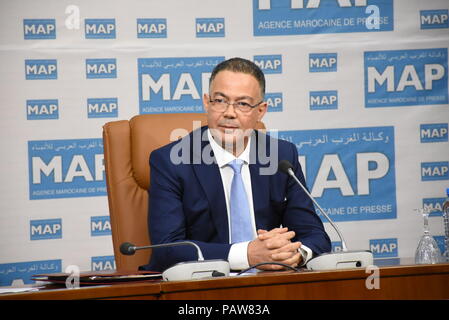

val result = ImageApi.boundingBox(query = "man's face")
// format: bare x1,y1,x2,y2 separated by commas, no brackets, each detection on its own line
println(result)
203,70,267,154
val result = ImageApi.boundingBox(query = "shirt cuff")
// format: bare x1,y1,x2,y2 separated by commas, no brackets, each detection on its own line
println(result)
228,241,250,270
298,244,313,266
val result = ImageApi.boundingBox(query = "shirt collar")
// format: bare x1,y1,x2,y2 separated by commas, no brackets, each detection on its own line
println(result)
207,128,252,168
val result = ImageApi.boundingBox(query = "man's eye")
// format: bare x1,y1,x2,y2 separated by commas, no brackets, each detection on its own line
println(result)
237,102,251,108
214,98,227,104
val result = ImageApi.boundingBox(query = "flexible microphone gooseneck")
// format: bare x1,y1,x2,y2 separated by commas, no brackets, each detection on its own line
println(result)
120,241,204,260
278,160,348,251
278,160,373,270
119,241,230,281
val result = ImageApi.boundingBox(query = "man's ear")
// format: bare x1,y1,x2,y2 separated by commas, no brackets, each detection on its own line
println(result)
203,93,210,112
256,101,268,122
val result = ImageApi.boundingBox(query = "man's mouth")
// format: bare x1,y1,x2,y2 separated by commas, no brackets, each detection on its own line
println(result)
219,124,239,130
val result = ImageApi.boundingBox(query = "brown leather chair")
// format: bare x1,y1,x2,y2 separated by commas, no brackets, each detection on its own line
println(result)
103,113,265,271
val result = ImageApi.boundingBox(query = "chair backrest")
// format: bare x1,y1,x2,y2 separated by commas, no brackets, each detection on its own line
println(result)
103,113,265,271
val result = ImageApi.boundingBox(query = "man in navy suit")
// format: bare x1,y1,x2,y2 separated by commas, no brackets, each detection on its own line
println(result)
142,58,331,272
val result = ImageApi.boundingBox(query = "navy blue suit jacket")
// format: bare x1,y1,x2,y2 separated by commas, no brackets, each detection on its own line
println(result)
141,126,330,272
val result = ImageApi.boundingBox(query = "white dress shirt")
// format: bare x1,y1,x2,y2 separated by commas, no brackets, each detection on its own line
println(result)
207,129,312,270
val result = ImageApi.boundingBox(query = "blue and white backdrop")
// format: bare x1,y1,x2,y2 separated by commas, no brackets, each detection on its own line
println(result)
1,0,448,285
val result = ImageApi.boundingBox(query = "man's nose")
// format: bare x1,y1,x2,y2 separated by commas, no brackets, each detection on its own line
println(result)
223,103,237,118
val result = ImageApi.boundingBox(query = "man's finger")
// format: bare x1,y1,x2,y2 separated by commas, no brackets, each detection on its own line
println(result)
270,242,302,258
275,241,302,253
277,252,301,268
258,228,293,241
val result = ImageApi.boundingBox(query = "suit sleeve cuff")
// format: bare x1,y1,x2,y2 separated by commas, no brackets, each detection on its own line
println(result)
228,241,250,270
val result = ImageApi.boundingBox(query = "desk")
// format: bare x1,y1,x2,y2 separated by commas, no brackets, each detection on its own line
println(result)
1,263,449,300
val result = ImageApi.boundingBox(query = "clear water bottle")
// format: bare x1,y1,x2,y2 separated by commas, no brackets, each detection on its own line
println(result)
443,188,449,262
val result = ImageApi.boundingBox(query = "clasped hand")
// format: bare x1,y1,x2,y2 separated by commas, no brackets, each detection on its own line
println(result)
247,227,302,270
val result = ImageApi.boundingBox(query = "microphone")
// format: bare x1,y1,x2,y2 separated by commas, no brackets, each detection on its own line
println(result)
120,241,205,260
278,160,373,270
119,241,230,281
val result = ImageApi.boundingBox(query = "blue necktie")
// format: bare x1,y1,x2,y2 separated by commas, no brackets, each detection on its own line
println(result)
229,159,254,243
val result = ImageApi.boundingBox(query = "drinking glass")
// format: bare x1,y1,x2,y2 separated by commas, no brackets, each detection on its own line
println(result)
415,208,442,264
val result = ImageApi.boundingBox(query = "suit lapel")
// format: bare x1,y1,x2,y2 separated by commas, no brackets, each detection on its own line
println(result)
192,127,229,243
191,128,273,241
249,130,271,231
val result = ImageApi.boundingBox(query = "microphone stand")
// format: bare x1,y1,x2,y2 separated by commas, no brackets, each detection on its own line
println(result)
120,241,230,281
281,161,374,271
